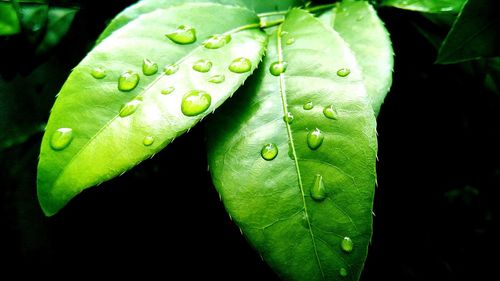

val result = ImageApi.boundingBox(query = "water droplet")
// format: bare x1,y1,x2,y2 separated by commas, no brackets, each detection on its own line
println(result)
323,104,337,120
119,99,142,117
286,37,295,45
192,59,212,73
142,58,158,76
307,128,324,150
143,136,155,146
283,111,294,124
163,64,179,75
261,143,278,161
203,34,231,49
90,67,106,79
301,212,310,229
341,237,354,253
337,68,351,77
208,74,225,83
311,174,326,201
228,57,252,73
303,101,313,110
181,90,212,116
339,268,348,277
165,25,196,44
161,87,175,95
50,128,73,150
269,61,288,76
279,30,289,36
118,71,140,92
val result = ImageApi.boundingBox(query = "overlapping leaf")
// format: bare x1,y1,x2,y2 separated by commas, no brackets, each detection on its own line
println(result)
381,0,466,13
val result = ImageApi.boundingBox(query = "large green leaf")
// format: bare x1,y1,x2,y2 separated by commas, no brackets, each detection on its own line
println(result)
0,2,20,35
208,9,377,281
436,0,500,64
381,0,466,13
37,3,267,216
320,0,393,115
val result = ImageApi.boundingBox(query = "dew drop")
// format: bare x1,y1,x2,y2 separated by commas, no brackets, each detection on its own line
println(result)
279,30,289,36
341,237,354,253
286,37,295,45
307,128,324,150
339,268,348,277
228,57,252,73
209,74,225,84
90,67,106,79
261,143,278,161
269,61,288,76
143,136,155,146
165,25,196,44
118,71,140,92
337,68,351,77
323,104,337,120
161,87,175,95
192,59,212,73
303,101,313,110
142,58,158,76
311,174,326,201
181,90,212,116
203,34,231,49
50,128,73,151
283,111,294,124
119,99,141,117
163,64,179,75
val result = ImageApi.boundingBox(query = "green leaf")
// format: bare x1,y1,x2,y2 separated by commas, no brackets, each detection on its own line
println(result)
208,9,377,281
436,0,500,64
381,0,466,13
320,0,393,115
35,7,78,55
37,3,267,216
0,2,21,35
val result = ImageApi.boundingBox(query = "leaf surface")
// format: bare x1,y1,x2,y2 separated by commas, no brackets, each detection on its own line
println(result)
208,9,377,281
0,2,20,35
381,0,465,13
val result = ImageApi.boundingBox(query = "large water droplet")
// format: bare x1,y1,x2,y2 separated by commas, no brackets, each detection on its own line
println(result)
269,61,288,76
91,67,106,79
192,59,212,73
203,34,231,49
323,104,337,120
165,25,196,44
286,37,295,45
303,101,313,110
261,143,278,161
181,90,212,116
119,99,142,117
118,71,140,92
209,74,225,84
341,237,354,253
50,128,73,151
229,57,252,73
307,128,324,150
142,58,158,76
143,136,155,146
283,111,294,124
311,174,326,201
339,268,348,277
337,68,351,77
161,87,175,95
163,64,179,75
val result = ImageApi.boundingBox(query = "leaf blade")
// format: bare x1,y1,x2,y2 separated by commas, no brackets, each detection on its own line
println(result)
381,0,466,13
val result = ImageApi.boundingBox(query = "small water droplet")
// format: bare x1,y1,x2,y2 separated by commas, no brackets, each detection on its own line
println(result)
323,104,337,120
341,237,354,253
261,143,278,161
165,25,196,44
269,61,288,76
143,136,155,146
337,68,351,77
311,174,326,201
181,90,212,116
279,30,289,36
229,57,252,73
119,99,142,117
192,59,212,73
50,128,73,150
307,128,324,150
163,64,179,75
283,111,294,124
303,101,313,110
161,87,175,95
339,268,348,277
208,74,225,84
90,67,106,79
286,37,295,45
203,34,231,49
142,58,158,76
118,71,140,92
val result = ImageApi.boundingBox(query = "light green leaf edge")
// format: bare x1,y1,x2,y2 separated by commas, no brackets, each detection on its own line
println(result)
381,0,466,13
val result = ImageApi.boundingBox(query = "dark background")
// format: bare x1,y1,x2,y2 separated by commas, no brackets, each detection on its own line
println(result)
1,1,499,280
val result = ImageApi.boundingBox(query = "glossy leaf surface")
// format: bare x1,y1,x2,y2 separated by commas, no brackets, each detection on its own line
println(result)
381,0,465,13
